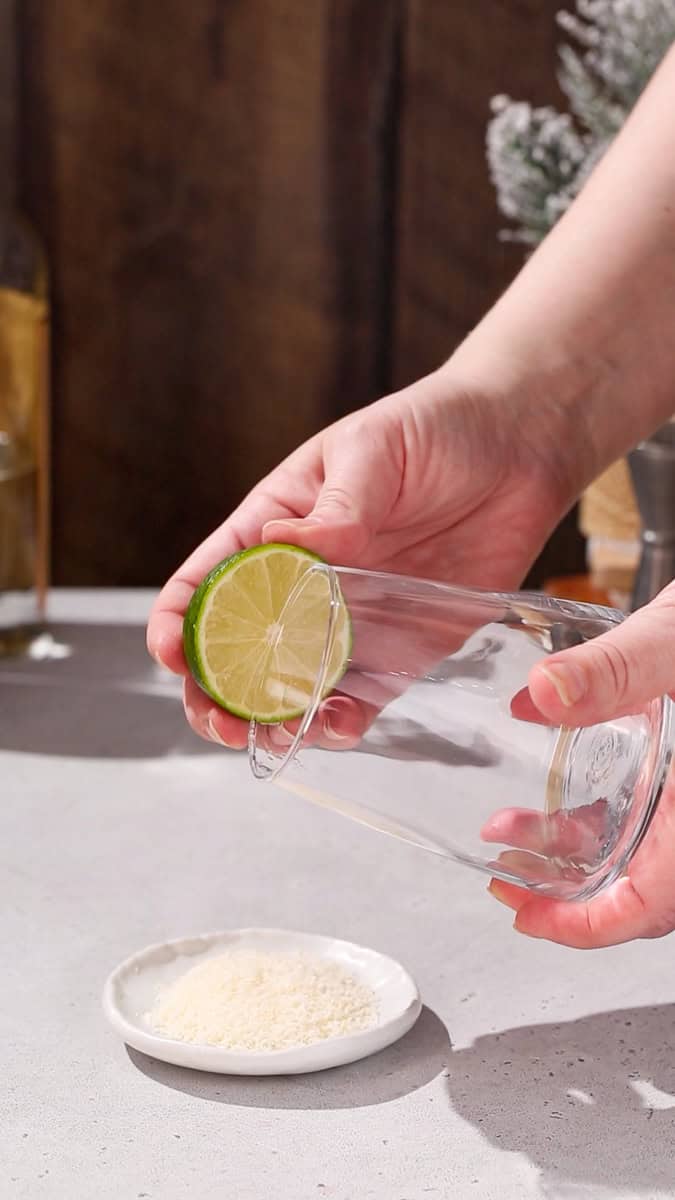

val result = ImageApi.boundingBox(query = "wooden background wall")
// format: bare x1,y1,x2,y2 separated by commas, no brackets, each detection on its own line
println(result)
14,0,583,586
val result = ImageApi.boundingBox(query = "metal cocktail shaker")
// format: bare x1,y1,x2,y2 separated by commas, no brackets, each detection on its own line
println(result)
628,422,675,611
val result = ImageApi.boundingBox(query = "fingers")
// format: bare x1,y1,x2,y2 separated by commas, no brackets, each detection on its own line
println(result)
315,695,375,748
183,678,249,748
147,414,400,672
481,801,608,860
183,678,375,753
510,685,553,726
147,491,306,672
147,533,246,674
253,693,377,756
149,407,405,683
487,769,675,946
263,410,402,564
262,516,369,570
147,580,194,675
488,876,650,949
527,581,675,726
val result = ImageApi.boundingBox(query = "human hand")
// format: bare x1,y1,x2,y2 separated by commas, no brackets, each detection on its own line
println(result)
488,582,675,947
147,357,577,750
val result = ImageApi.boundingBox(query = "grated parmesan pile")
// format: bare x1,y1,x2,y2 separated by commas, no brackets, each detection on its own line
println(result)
147,949,377,1052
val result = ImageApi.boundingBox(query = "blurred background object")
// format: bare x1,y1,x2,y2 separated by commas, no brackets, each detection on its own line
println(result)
629,421,675,610
577,460,640,610
0,0,49,653
11,1,594,589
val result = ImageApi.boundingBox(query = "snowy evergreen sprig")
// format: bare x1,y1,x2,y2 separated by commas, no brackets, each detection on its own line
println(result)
487,1,675,245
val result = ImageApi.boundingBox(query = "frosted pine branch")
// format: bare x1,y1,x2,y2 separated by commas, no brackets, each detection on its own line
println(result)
558,0,675,132
487,98,588,243
487,0,675,245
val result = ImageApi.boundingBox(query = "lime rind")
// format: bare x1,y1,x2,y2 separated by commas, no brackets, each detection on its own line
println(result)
183,544,351,723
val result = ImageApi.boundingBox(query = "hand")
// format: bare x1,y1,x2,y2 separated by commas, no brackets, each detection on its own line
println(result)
147,358,576,750
488,582,675,947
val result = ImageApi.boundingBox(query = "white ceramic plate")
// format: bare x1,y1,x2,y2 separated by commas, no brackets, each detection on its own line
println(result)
103,927,422,1075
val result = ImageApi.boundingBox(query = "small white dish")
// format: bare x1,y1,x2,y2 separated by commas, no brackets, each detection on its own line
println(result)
103,927,422,1075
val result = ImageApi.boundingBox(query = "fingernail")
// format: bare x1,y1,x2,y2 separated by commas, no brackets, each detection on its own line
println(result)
513,918,539,939
150,645,167,669
208,716,232,748
321,698,351,742
268,723,295,749
323,719,349,743
264,516,323,536
487,880,525,915
487,880,512,907
540,662,587,707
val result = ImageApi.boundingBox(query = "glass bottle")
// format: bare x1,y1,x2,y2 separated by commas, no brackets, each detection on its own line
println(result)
0,0,50,655
0,209,50,657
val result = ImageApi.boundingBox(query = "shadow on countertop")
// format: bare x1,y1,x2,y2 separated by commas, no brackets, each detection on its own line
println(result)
127,1005,451,1110
130,1000,675,1186
446,1001,675,1198
0,621,216,758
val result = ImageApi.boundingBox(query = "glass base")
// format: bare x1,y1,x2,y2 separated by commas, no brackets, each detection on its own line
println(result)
0,620,47,657
545,706,669,892
0,588,47,657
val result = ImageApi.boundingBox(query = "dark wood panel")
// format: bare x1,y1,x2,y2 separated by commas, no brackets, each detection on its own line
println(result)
0,0,17,204
18,0,399,585
322,0,403,412
16,0,585,586
394,0,564,379
393,0,585,582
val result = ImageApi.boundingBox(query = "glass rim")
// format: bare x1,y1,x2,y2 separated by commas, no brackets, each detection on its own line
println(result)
248,560,342,780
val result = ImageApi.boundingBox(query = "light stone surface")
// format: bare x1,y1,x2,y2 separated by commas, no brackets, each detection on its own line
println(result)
3,590,675,1200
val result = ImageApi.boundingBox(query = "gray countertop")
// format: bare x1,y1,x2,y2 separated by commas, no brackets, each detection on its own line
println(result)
3,590,675,1200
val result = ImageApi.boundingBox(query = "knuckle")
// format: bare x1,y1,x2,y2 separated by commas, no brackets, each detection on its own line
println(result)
316,484,354,514
592,639,631,707
340,412,368,438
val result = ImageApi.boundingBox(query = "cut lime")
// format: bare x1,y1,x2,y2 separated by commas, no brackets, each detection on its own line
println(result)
183,544,351,723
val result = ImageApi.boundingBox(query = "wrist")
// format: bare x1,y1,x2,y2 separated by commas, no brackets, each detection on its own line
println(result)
438,322,599,509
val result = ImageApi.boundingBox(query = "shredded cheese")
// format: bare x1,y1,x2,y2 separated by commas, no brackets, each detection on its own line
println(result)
147,949,377,1051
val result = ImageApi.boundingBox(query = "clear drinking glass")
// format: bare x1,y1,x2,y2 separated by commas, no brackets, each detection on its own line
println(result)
249,566,673,900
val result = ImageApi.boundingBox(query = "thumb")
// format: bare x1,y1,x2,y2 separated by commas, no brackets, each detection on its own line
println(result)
263,417,401,563
527,582,675,726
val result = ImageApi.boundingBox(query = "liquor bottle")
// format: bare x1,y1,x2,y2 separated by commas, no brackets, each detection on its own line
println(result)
0,0,50,654
0,211,49,652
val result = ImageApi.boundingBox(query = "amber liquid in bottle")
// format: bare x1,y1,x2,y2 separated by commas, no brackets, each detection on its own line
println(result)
0,213,50,654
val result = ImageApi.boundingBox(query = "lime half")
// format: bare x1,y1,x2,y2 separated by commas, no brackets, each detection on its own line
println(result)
183,544,351,723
